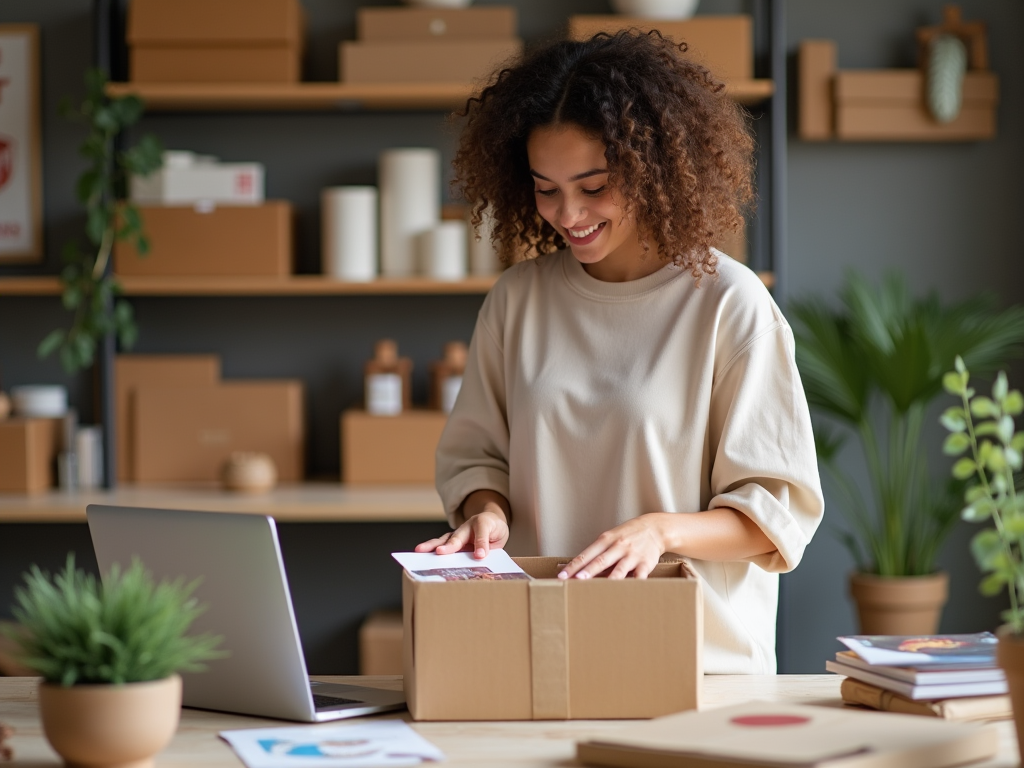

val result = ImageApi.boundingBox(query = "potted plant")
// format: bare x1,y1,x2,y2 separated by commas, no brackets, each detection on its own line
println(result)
791,272,1024,634
942,357,1024,760
38,68,162,374
3,556,223,768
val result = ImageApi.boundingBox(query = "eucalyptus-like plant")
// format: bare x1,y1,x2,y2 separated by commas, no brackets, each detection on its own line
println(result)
792,272,1024,577
38,68,162,374
942,358,1024,633
4,555,224,686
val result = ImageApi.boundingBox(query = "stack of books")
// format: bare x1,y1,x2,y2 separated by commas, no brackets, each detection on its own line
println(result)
826,632,1012,721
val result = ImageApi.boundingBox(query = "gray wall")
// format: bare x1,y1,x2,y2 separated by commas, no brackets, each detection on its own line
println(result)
2,0,1022,674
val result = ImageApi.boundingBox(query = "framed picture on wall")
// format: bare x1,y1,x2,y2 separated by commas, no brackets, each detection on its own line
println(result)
0,24,43,263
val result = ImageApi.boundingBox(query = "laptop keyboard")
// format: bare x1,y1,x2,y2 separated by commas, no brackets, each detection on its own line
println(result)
312,693,362,709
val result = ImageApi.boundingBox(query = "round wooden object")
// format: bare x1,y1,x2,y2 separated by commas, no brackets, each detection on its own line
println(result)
221,452,278,493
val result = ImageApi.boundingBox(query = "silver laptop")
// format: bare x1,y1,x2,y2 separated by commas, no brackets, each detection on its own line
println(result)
86,504,406,722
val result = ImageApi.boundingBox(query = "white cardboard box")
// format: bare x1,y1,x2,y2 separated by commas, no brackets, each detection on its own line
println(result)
131,160,264,205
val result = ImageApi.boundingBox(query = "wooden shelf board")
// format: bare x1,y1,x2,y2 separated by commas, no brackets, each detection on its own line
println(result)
0,482,448,523
106,79,774,111
0,272,773,295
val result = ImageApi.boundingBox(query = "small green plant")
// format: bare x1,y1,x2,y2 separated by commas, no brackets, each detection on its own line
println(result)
5,555,224,686
38,68,163,374
942,356,1024,633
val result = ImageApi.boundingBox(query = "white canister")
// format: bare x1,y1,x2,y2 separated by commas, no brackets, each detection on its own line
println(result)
322,186,378,282
11,385,68,418
379,148,441,277
75,425,104,490
420,221,468,281
469,208,502,276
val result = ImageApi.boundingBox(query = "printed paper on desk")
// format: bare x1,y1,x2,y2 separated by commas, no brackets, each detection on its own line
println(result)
391,550,531,581
220,721,444,768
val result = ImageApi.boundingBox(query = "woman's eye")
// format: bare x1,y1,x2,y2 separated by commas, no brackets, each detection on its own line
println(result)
534,188,557,197
582,186,608,196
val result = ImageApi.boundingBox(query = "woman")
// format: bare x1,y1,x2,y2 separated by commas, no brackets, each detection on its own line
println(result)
416,31,823,673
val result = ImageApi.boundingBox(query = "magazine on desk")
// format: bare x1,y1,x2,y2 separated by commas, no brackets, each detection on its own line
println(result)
825,657,1008,700
837,632,998,667
391,550,531,581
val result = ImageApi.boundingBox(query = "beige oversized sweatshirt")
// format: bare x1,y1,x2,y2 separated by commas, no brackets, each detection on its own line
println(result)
435,250,824,673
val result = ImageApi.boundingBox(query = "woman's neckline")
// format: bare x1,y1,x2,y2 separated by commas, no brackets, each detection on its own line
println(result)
560,250,685,300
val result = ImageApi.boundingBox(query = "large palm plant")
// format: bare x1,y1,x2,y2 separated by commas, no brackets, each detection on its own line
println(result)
791,273,1024,576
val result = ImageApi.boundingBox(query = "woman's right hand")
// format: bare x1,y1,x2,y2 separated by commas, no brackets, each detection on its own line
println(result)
414,491,510,559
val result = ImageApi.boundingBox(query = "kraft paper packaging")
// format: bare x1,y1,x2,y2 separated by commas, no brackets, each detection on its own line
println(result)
322,186,378,281
379,148,440,277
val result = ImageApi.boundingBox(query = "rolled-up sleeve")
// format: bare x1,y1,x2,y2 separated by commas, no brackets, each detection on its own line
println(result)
435,294,512,528
706,321,824,573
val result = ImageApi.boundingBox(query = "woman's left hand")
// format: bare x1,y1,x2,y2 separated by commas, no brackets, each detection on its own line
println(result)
558,514,669,580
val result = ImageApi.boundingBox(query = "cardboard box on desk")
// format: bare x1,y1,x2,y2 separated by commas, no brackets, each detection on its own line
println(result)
127,0,304,83
403,557,702,720
113,202,293,278
359,610,404,676
339,39,523,84
133,381,304,483
568,15,752,82
114,355,222,482
341,409,447,485
0,418,62,493
357,6,517,42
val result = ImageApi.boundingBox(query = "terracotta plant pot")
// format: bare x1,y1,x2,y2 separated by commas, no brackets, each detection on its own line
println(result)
998,632,1024,765
38,675,182,768
848,572,949,635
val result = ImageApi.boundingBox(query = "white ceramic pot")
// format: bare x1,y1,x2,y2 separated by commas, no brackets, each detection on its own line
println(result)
402,0,473,8
611,0,700,19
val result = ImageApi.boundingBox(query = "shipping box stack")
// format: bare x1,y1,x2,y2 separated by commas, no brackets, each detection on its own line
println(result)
126,0,305,83
114,354,305,485
341,409,446,485
341,6,523,85
0,418,62,493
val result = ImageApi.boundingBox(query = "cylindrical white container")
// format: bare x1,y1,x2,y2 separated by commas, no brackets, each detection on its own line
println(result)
11,385,68,418
419,221,468,281
379,148,441,277
440,375,463,414
469,208,502,276
322,186,378,282
75,425,104,490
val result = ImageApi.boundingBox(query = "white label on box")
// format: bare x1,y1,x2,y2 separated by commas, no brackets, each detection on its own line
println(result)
366,373,402,416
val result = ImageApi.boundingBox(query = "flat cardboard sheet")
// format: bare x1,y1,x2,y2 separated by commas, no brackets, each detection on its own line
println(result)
577,701,999,768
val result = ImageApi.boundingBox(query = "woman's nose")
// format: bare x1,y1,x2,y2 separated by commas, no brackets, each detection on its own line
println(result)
558,197,586,228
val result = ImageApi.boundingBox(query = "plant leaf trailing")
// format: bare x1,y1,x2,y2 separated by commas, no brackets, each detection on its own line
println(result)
3,554,225,686
791,272,1024,577
38,68,162,374
943,357,1024,633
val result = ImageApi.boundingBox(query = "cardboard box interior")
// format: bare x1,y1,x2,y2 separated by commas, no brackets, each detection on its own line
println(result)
113,202,294,278
114,355,222,482
403,557,702,721
133,381,305,483
341,409,447,485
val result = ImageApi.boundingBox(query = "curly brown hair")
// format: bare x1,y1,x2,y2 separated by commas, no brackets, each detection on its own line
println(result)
453,30,755,281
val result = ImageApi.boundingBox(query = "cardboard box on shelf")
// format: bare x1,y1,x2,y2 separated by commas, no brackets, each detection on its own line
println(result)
359,610,404,676
341,409,446,485
133,381,304,483
114,355,222,482
113,202,293,278
339,39,523,84
357,6,517,42
568,15,753,82
402,557,702,720
127,0,304,83
0,418,61,493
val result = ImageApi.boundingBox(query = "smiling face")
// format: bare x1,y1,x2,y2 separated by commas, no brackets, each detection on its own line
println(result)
527,123,657,282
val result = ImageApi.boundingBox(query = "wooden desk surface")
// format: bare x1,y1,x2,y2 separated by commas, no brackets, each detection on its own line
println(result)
1,675,1018,767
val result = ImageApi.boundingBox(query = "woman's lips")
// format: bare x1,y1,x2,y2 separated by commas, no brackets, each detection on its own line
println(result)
565,221,606,246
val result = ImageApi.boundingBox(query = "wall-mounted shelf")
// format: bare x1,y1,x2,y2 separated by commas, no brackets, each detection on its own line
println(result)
105,79,775,111
0,482,448,523
0,271,773,296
